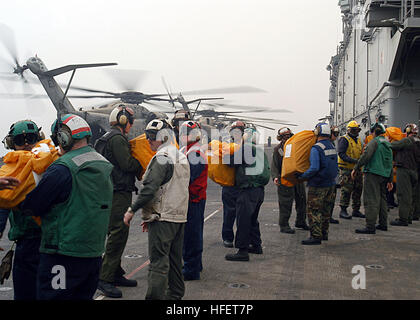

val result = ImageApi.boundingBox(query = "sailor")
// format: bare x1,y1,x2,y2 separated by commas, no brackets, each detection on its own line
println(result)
352,123,393,234
337,121,365,220
224,124,270,261
1,120,43,300
179,120,208,281
96,104,143,298
171,109,192,144
124,119,190,300
21,114,113,300
221,122,244,248
329,126,340,224
389,123,420,226
297,123,338,245
271,127,309,234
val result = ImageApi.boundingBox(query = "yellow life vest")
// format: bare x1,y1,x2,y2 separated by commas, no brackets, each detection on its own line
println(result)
129,133,179,180
206,140,239,187
0,139,59,217
338,135,362,169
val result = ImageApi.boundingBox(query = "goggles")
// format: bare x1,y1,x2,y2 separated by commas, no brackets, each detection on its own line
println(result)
13,133,38,146
145,131,157,141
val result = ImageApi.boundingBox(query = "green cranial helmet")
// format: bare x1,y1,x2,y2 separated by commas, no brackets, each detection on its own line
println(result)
370,122,386,135
10,120,40,137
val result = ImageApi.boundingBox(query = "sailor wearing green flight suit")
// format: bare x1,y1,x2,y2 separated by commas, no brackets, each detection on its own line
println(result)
353,123,393,234
390,123,420,226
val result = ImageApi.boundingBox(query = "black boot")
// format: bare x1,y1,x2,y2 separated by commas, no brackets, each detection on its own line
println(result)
413,216,419,221
280,226,295,234
114,276,137,287
355,227,375,234
329,217,339,224
390,219,408,226
98,280,123,298
339,206,352,220
376,224,388,231
225,249,249,261
352,210,365,219
322,232,328,241
301,237,322,245
248,244,263,254
295,222,310,231
223,240,234,248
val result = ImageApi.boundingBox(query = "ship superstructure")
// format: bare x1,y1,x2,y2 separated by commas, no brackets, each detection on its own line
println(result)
328,0,420,135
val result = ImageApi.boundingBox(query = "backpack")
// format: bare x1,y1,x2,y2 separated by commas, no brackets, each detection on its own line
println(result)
94,130,122,157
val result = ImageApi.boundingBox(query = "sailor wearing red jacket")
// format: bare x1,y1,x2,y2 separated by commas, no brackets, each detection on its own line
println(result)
179,121,208,281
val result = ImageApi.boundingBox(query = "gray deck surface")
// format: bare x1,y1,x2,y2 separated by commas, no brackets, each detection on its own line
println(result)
1,147,419,300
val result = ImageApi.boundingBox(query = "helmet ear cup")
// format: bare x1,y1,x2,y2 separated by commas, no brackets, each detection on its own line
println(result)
314,127,320,136
57,129,73,151
405,126,412,134
118,113,128,126
4,135,14,149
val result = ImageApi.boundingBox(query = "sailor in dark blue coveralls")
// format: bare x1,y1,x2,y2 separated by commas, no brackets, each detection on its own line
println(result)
179,121,208,281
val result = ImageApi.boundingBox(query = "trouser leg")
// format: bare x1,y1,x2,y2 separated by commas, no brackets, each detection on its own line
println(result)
414,174,420,219
339,169,353,208
363,173,381,230
409,171,418,222
167,224,185,300
146,221,184,300
322,186,336,236
277,184,294,227
378,179,388,227
396,168,413,224
352,171,363,211
182,200,205,278
294,182,307,225
100,191,131,283
13,237,41,300
307,187,327,240
249,188,264,247
235,188,261,250
37,253,102,300
222,187,238,242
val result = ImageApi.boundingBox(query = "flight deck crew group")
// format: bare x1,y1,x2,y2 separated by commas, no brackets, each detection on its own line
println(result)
1,107,420,300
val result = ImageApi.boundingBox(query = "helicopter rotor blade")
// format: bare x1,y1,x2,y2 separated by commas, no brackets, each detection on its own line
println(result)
143,100,174,112
0,24,20,67
66,84,118,96
178,86,266,96
103,69,149,91
252,123,276,131
67,94,118,99
161,77,175,108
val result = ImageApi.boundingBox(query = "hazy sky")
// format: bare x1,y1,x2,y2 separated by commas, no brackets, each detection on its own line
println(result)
0,0,342,155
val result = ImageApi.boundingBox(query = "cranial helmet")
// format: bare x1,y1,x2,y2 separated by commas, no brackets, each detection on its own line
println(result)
51,114,92,151
277,127,292,141
314,123,331,137
145,119,173,142
3,120,43,150
404,123,418,135
370,122,386,135
109,104,135,127
180,120,202,142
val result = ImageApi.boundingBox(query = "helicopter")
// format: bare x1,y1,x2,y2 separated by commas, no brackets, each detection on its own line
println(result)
0,24,268,144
